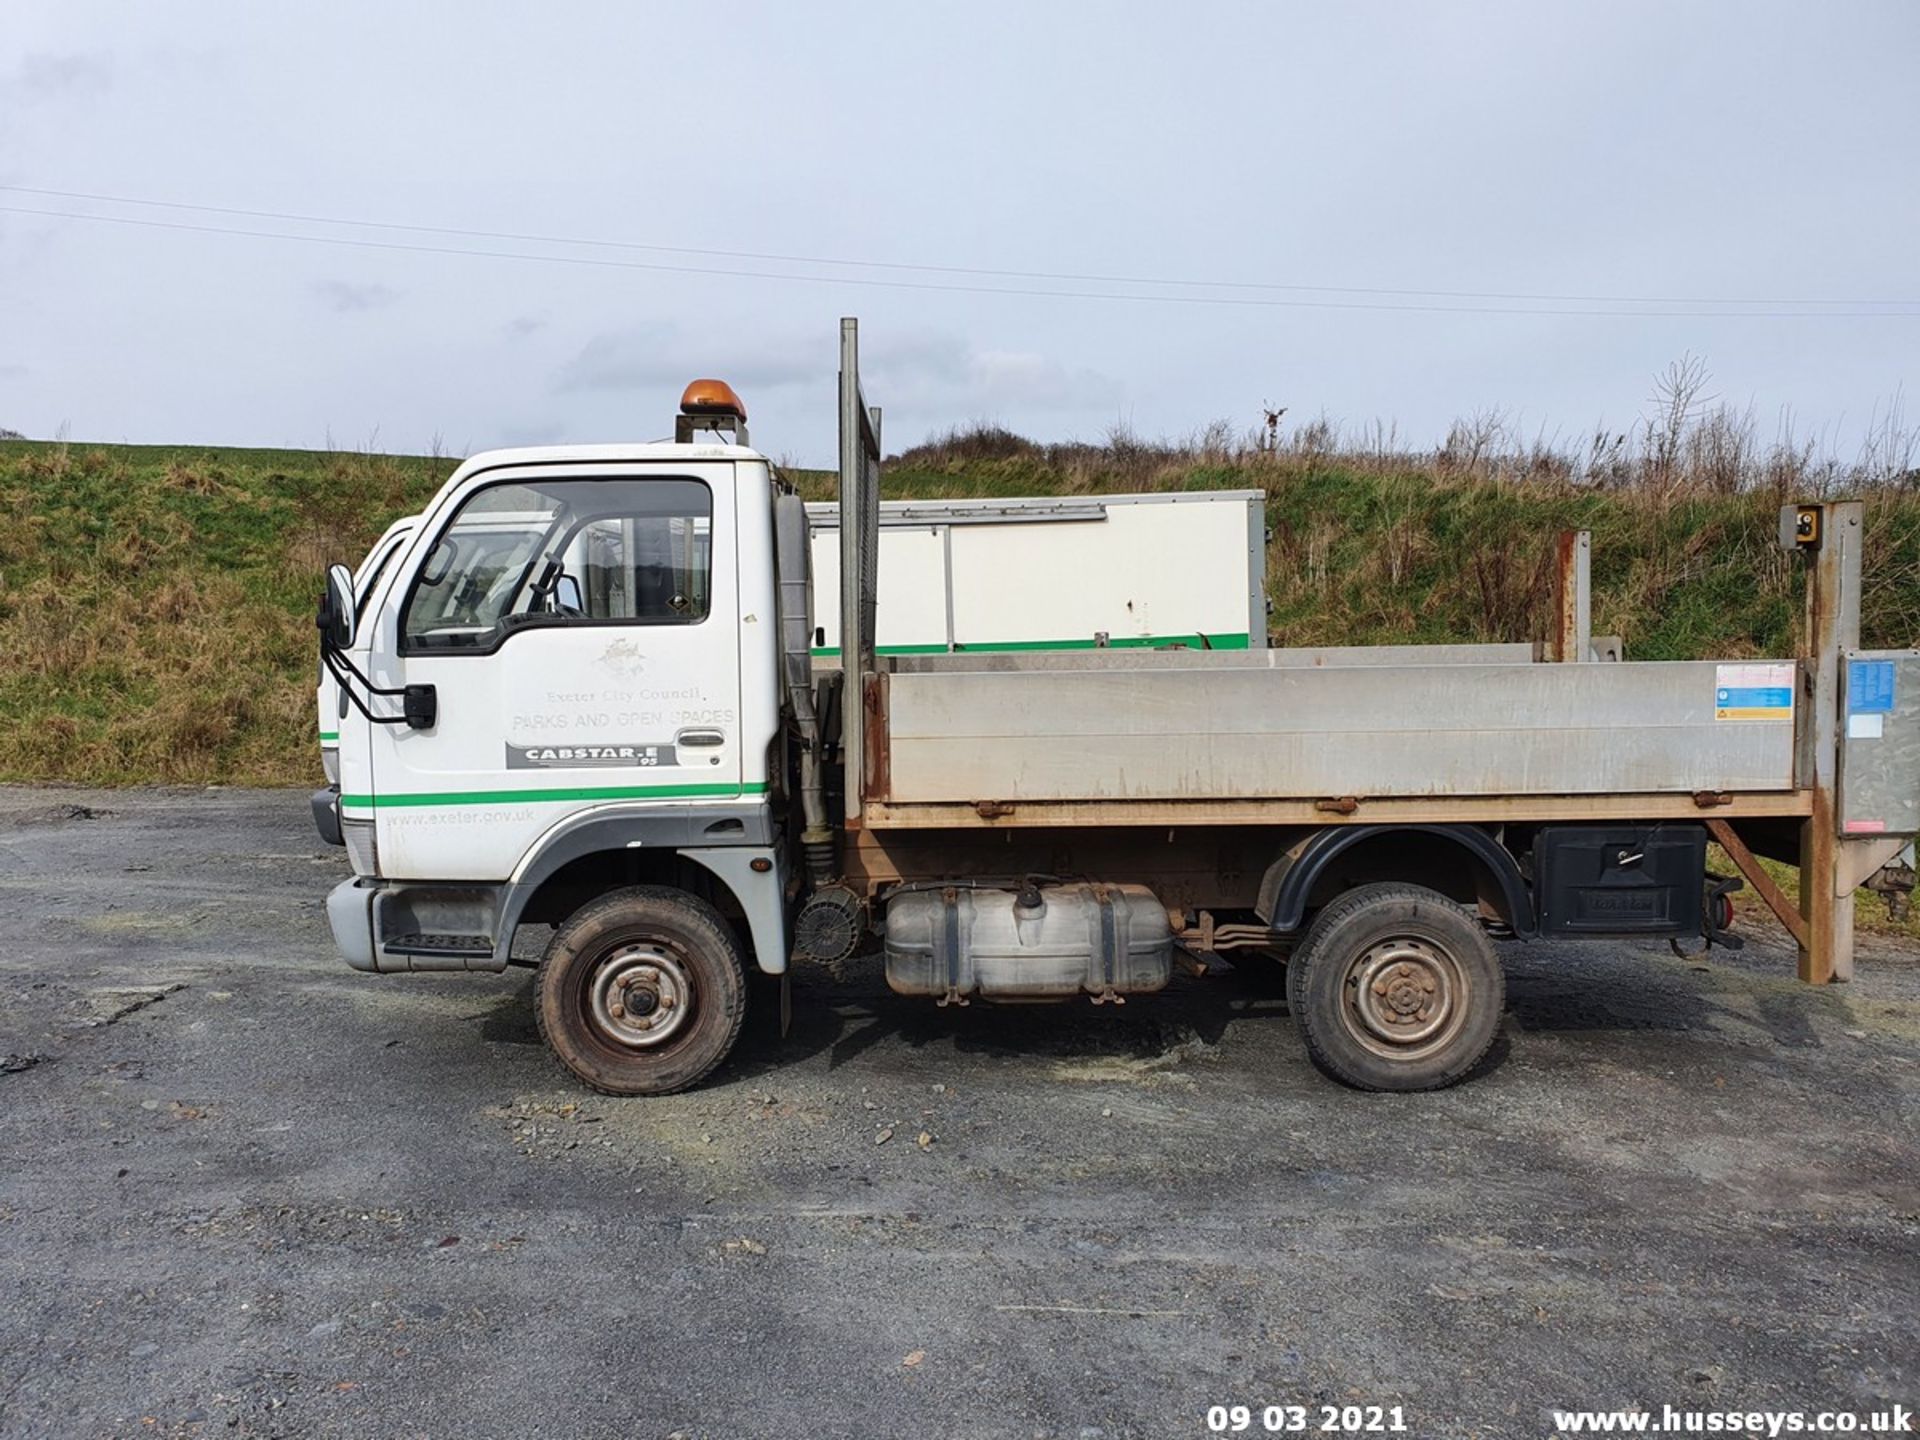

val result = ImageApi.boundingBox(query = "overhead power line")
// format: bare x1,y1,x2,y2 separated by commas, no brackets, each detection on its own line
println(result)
2,191,1916,321
3,182,1912,309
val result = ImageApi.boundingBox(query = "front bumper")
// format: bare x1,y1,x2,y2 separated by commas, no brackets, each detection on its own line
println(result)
326,877,379,972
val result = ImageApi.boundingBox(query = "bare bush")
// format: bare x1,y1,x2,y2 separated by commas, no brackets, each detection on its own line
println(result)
1686,402,1756,495
1288,412,1340,465
1859,387,1918,488
1438,407,1511,479
1190,418,1239,463
1644,354,1713,494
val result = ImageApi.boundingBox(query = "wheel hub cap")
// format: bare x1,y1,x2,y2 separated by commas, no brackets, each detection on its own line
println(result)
589,945,693,1049
1346,938,1464,1056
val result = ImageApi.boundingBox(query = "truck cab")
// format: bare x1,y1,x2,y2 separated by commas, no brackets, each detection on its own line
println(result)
322,384,798,1093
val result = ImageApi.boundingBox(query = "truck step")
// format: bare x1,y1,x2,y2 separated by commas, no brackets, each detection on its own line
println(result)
383,932,493,958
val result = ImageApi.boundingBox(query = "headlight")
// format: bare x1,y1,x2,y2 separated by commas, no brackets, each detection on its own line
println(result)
341,817,381,877
321,748,341,786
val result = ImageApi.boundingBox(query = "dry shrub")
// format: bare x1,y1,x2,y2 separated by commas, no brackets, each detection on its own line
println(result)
0,563,322,784
892,424,1038,467
164,460,228,496
1463,537,1553,643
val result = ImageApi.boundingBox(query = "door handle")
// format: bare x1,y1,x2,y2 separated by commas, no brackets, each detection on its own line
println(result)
403,684,438,730
678,728,725,748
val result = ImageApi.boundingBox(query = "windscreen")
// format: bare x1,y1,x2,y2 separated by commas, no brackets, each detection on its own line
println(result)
401,476,712,652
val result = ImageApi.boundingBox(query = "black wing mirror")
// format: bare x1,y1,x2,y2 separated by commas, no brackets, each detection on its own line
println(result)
318,563,357,650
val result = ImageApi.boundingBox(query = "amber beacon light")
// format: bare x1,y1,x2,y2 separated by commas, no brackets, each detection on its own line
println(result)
681,379,746,419
675,379,749,444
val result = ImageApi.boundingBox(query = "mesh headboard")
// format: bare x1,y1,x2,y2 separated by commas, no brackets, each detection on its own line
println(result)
838,317,883,818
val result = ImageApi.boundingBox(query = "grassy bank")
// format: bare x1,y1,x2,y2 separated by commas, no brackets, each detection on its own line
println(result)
2,434,1918,792
0,441,448,785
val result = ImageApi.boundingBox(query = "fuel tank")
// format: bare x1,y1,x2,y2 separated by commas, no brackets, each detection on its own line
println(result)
883,882,1172,1002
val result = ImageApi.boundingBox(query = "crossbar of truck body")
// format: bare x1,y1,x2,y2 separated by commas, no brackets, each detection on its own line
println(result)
858,792,1814,830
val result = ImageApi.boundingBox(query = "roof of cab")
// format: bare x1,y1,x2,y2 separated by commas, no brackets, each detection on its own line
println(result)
449,441,769,479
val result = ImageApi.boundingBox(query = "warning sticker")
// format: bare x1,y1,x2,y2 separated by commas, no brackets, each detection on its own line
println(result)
1715,662,1794,721
1848,658,1896,715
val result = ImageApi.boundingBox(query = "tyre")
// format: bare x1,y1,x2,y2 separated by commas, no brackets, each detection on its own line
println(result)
1286,882,1504,1092
535,886,748,1096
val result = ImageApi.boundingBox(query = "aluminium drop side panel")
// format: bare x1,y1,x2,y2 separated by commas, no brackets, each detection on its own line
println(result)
881,659,1798,804
1837,651,1920,836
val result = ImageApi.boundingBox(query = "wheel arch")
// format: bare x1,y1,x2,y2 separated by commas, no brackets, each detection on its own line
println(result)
499,809,789,974
1255,824,1535,937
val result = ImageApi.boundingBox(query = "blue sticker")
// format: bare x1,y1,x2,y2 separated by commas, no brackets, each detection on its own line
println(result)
1716,686,1792,709
1848,659,1896,715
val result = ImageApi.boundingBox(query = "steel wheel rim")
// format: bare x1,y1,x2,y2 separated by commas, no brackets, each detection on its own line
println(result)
586,942,696,1050
1341,937,1468,1061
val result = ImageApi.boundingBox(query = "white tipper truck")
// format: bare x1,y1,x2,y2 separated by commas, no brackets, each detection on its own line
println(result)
319,490,1268,785
315,320,1919,1096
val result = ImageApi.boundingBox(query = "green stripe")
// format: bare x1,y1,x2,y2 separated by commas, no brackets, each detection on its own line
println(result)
341,780,768,809
318,731,339,742
811,631,1251,658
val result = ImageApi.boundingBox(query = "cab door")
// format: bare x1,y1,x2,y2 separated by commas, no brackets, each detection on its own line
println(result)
367,463,743,881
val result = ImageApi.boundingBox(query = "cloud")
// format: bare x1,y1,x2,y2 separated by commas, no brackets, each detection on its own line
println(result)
498,419,567,447
865,330,1124,416
552,323,1119,425
553,322,819,395
310,280,402,313
504,315,547,339
11,52,113,98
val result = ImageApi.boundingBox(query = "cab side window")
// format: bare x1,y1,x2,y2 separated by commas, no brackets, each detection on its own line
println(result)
355,538,405,610
400,476,713,654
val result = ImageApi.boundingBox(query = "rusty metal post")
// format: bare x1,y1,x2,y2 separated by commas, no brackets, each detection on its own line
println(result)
1547,530,1591,662
1797,501,1862,983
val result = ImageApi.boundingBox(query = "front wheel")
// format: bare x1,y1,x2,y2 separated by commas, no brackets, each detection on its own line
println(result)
1287,883,1504,1092
535,886,748,1096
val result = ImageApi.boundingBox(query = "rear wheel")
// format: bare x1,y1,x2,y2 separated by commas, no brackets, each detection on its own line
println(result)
535,886,747,1096
1287,882,1504,1092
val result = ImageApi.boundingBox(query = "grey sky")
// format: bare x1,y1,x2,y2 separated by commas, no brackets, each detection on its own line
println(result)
2,1,1915,467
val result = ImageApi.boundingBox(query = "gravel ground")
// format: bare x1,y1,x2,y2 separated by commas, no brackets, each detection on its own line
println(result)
0,786,1915,1440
